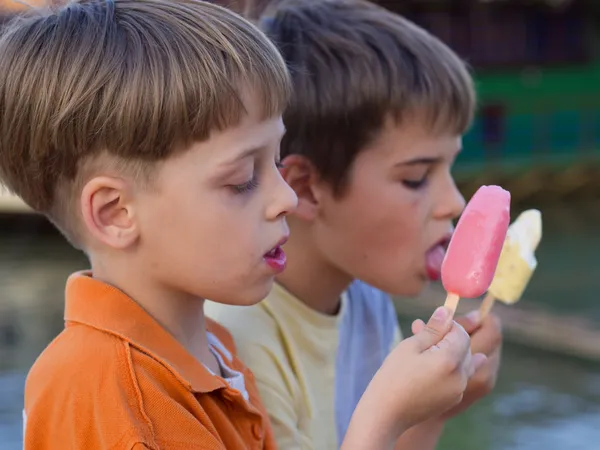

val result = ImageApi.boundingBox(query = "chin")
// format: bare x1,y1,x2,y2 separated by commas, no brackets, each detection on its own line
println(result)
223,279,274,307
381,276,427,298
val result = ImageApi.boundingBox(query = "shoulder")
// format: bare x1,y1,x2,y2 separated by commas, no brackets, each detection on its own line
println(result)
26,323,130,398
24,325,153,447
343,280,402,347
346,279,395,316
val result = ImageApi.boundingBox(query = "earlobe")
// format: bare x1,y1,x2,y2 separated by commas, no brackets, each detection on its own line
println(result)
80,176,139,249
280,155,319,221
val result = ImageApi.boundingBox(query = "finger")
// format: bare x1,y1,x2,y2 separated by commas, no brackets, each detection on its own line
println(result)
434,321,471,361
454,310,482,335
468,314,503,356
485,347,502,382
411,319,425,335
410,306,453,352
462,347,473,377
469,353,488,378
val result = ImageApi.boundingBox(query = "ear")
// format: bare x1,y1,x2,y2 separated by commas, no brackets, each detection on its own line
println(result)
279,154,320,221
80,176,139,249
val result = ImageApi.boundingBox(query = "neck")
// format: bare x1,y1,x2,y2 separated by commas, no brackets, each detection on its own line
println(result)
90,254,214,368
275,223,352,315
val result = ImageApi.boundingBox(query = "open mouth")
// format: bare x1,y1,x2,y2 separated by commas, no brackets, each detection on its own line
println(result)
263,236,288,273
264,246,283,259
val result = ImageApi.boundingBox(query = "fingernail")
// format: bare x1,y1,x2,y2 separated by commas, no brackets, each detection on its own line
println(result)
431,306,450,323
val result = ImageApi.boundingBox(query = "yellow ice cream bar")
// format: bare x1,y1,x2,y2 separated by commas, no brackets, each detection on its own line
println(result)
487,209,542,304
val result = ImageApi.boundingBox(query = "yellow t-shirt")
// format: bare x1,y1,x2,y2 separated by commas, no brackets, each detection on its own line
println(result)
205,281,402,449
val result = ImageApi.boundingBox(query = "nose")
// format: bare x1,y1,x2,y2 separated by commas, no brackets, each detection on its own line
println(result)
434,173,466,221
266,168,298,220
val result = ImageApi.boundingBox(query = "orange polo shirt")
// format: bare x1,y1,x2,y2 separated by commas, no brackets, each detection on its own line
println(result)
23,272,276,450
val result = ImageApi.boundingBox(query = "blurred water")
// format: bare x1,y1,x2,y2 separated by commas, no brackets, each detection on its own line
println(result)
0,203,599,449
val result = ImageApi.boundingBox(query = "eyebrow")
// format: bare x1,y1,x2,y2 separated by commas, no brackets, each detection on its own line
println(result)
230,146,262,163
219,126,287,167
219,127,287,168
396,148,462,167
396,157,441,167
213,147,262,178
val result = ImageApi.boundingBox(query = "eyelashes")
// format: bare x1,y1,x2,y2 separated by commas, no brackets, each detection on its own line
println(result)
231,159,284,195
402,178,428,190
232,175,260,194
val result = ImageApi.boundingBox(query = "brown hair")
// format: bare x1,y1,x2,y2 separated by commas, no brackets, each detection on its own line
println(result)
260,0,475,194
0,0,290,244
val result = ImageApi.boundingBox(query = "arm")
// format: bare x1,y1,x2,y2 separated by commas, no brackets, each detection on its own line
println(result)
394,418,445,450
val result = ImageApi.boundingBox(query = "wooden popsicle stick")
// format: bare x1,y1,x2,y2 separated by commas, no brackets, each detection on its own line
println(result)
444,293,460,316
479,292,496,319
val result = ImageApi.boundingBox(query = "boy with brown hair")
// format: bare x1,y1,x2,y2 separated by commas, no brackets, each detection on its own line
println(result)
0,0,483,449
207,0,503,448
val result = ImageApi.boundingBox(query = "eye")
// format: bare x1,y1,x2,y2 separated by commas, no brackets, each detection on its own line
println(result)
231,174,260,194
402,176,428,190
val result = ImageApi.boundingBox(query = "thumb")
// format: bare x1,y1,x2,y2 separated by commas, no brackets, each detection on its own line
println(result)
411,306,453,352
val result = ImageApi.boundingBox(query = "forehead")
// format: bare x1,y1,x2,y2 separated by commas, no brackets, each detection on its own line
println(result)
162,114,285,178
364,116,462,162
203,89,286,164
207,115,285,164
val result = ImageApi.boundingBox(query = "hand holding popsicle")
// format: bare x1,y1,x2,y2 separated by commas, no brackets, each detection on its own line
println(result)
441,185,511,317
342,307,485,450
479,209,542,319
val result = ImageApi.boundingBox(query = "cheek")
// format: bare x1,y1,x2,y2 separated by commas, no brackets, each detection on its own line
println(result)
316,181,431,288
331,184,423,250
181,196,261,259
357,202,419,258
141,192,265,289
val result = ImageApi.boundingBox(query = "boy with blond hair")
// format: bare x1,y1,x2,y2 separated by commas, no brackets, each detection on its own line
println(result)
207,0,503,448
0,1,484,448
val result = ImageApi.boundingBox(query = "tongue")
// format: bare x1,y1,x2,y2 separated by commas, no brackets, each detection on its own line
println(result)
425,245,446,280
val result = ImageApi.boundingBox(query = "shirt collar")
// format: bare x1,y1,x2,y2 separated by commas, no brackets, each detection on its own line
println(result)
64,271,226,393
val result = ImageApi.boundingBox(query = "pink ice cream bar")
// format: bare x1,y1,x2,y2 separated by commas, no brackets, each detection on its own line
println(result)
442,185,511,302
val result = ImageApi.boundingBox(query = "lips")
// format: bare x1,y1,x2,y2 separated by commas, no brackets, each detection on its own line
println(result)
263,236,288,273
